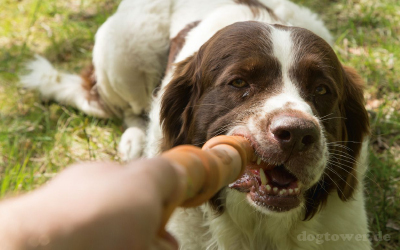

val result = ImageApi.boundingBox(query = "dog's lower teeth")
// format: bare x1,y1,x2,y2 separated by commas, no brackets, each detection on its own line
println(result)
257,185,299,196
257,157,262,165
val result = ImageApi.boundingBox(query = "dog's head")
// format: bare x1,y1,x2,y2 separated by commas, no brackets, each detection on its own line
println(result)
161,21,369,219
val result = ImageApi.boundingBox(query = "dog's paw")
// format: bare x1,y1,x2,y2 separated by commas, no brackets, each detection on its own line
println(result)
118,127,146,161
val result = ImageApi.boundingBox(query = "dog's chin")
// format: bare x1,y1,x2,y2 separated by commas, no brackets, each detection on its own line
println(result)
225,187,304,217
229,160,307,214
246,194,303,216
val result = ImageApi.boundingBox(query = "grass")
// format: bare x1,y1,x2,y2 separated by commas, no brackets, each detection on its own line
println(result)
1,0,399,249
0,0,122,194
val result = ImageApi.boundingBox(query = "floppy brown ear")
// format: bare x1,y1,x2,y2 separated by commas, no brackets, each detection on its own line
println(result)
160,54,202,150
336,65,370,201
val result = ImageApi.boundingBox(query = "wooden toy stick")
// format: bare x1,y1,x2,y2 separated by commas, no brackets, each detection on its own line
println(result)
159,135,253,234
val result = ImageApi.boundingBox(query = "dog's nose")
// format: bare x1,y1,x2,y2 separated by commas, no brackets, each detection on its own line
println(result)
270,116,319,152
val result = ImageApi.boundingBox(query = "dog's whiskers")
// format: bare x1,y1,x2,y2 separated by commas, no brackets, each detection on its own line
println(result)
328,157,379,186
323,169,349,199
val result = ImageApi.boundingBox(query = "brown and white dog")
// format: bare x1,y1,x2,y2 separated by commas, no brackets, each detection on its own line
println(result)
21,0,371,249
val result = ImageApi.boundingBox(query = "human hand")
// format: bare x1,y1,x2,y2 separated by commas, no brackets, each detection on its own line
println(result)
0,158,181,250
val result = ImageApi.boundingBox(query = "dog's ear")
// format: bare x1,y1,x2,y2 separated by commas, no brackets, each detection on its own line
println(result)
336,65,370,201
160,53,202,150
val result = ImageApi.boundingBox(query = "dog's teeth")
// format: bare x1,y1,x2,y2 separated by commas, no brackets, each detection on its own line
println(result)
289,189,294,194
266,185,271,191
273,187,278,194
259,169,267,185
279,189,287,195
294,188,299,194
257,157,262,165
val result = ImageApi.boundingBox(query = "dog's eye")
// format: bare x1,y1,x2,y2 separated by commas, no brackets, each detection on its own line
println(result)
315,85,328,95
230,79,249,88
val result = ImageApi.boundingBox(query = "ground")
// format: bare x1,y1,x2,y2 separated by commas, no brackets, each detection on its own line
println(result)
0,0,399,249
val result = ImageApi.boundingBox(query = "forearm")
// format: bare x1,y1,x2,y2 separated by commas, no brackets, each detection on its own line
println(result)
0,176,121,249
0,159,182,250
0,192,63,250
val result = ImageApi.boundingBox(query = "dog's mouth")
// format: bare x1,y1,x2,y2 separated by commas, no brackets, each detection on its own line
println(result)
229,155,302,212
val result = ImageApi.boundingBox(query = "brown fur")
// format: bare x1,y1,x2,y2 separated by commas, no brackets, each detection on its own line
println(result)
167,21,201,73
234,0,281,20
80,64,108,114
287,27,370,219
160,22,370,220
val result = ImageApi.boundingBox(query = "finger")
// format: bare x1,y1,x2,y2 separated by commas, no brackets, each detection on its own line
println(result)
149,235,179,250
160,231,179,250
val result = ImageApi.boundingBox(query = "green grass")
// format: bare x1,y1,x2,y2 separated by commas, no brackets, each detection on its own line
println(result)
0,0,122,195
1,0,399,249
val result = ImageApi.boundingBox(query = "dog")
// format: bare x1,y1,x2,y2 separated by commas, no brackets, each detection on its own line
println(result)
21,0,371,249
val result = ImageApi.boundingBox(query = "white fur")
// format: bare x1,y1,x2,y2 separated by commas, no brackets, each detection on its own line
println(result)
258,0,333,44
93,0,171,117
21,0,172,159
21,0,369,248
159,2,367,250
20,55,109,118
21,0,332,160
119,112,148,160
144,88,165,158
265,27,314,115
175,4,272,64
192,23,367,248
168,148,370,249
